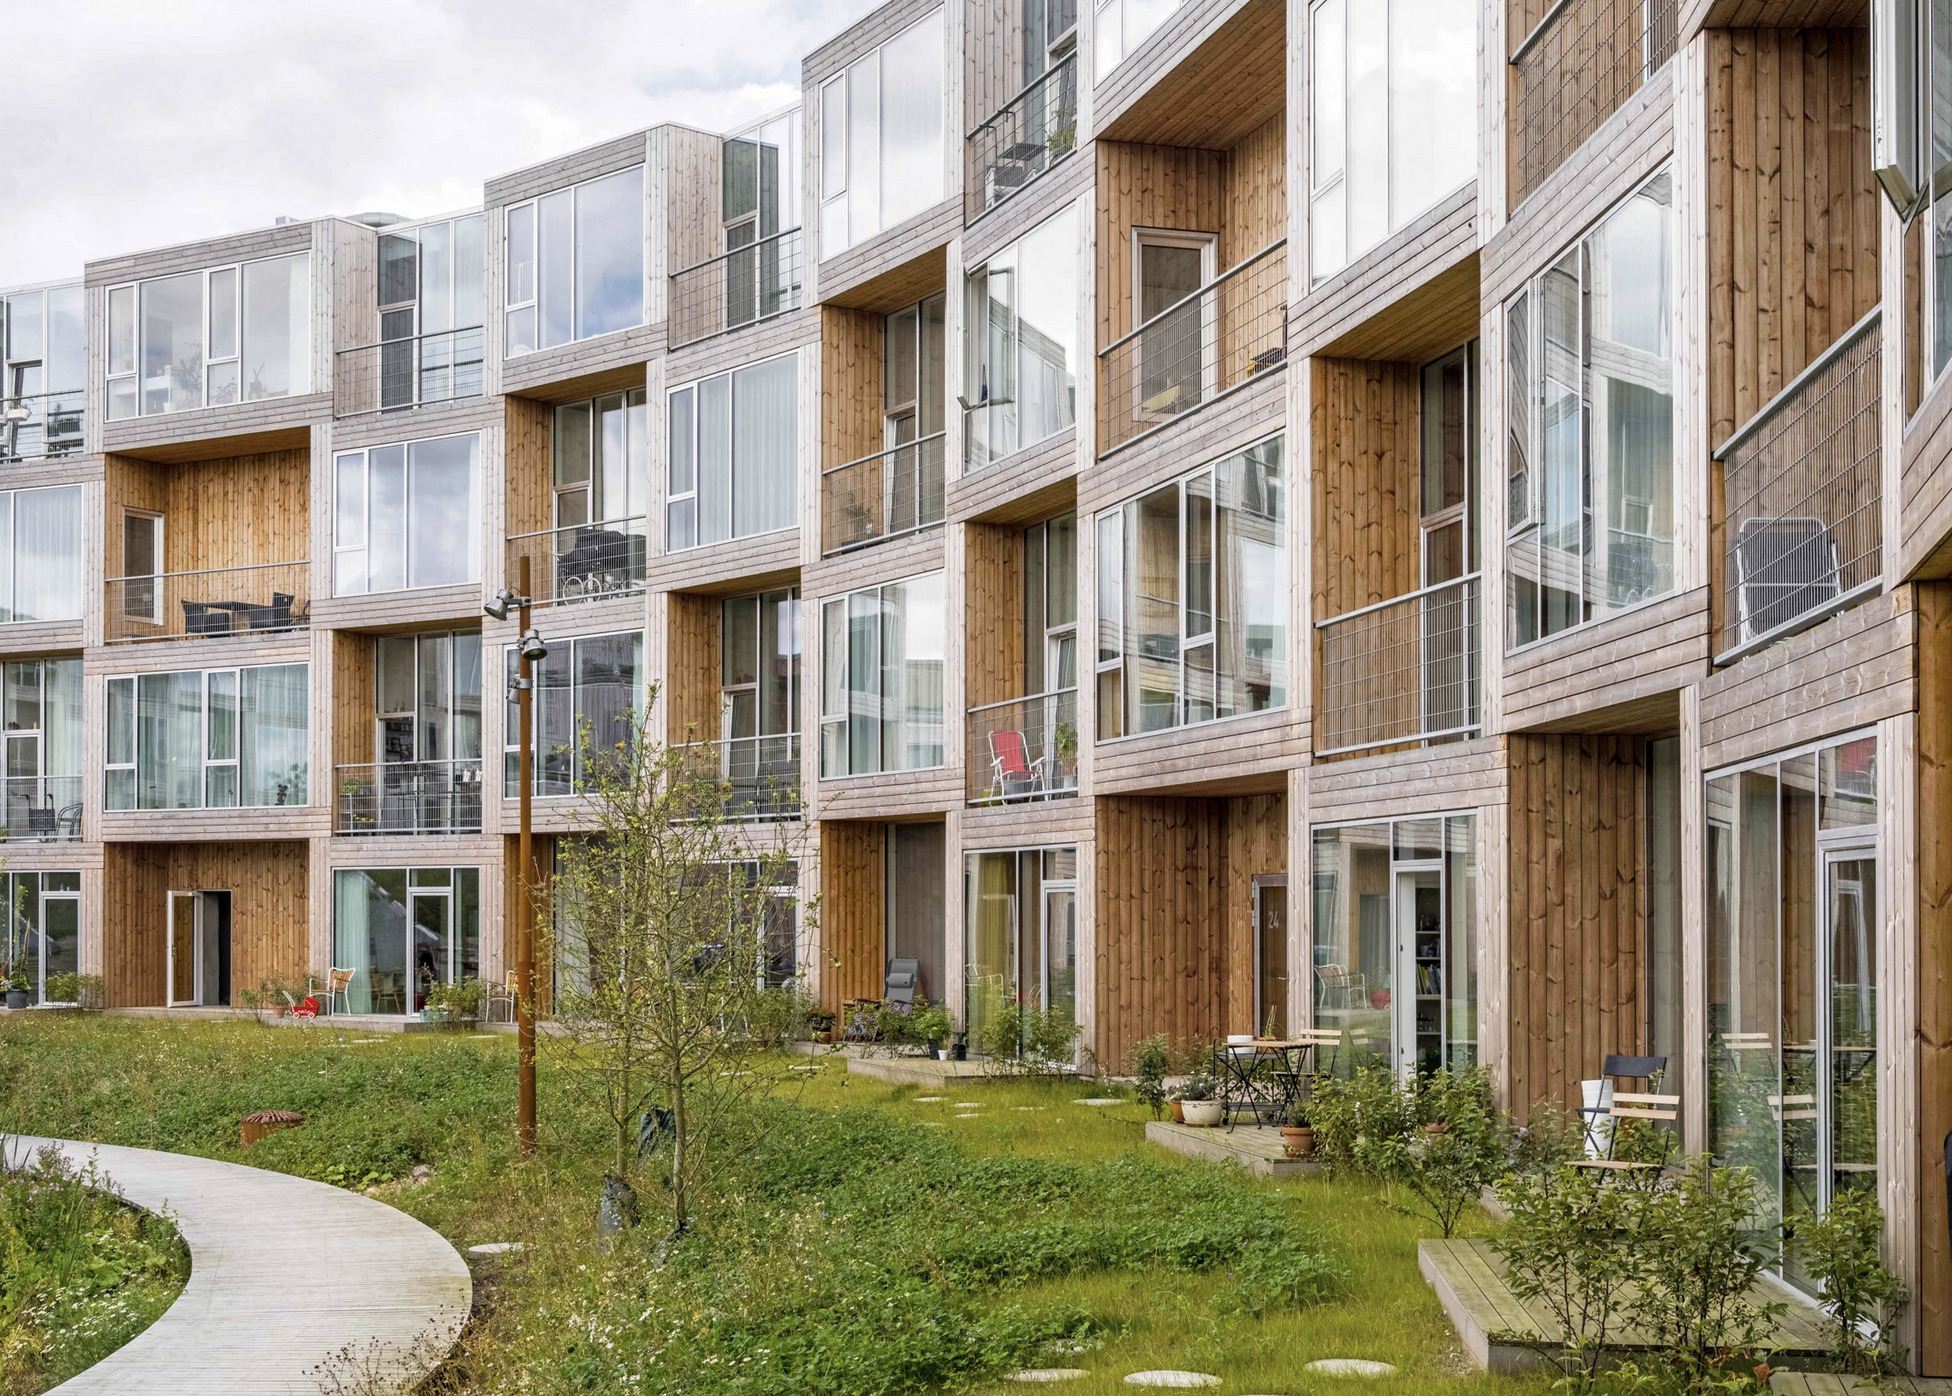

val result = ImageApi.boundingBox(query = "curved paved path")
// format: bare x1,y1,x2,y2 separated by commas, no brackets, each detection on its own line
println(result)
6,1136,472,1395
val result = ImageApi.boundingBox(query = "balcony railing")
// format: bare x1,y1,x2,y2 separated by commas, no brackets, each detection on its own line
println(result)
668,229,805,351
335,760,484,834
678,734,802,820
0,775,81,842
0,389,84,464
967,55,1080,220
822,433,947,555
1509,0,1679,208
1097,238,1287,456
1715,308,1882,662
333,327,485,419
1316,575,1481,756
505,515,649,608
104,561,311,643
966,688,1078,805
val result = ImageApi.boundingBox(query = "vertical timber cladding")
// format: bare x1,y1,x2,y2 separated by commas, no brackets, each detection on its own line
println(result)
104,448,311,575
1916,583,1952,1373
820,820,886,1013
332,631,377,770
1505,735,1650,1121
504,395,554,545
963,522,1025,708
102,842,310,1007
819,307,884,552
1704,26,1878,644
965,0,1028,129
665,592,722,745
1092,794,1286,1071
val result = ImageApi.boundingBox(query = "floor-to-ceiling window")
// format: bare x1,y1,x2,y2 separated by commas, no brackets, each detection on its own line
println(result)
964,845,1079,1053
887,823,946,1004
503,167,644,356
333,433,482,595
504,630,643,796
1,658,81,841
1311,813,1476,1076
105,663,308,810
332,867,481,1015
105,254,311,419
666,354,798,550
817,11,945,256
1,871,81,1005
1707,732,1878,1292
819,572,946,777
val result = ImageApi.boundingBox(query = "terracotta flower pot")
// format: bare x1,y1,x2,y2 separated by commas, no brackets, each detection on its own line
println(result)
1280,1125,1315,1158
1424,1121,1449,1138
1171,1100,1185,1124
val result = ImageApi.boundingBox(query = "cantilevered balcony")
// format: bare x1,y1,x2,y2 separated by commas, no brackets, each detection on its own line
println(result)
967,55,1080,221
668,229,805,351
822,433,946,555
104,561,311,643
0,389,84,464
1315,575,1480,757
966,688,1078,805
505,516,649,608
1097,239,1286,456
333,326,485,418
334,760,484,834
678,733,802,820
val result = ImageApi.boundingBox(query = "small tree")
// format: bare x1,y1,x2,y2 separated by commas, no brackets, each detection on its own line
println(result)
1128,1033,1171,1119
1355,1067,1505,1238
1802,1188,1909,1376
539,708,806,1235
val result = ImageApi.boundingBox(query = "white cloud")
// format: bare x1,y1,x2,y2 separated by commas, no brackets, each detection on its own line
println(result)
0,0,880,285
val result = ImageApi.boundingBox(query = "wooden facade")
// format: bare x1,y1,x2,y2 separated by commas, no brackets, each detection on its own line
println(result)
101,841,310,1007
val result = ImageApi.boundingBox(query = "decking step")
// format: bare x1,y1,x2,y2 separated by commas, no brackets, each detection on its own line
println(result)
1143,1121,1322,1177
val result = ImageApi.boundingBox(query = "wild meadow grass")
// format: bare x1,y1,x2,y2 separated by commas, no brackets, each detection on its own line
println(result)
0,1016,1538,1395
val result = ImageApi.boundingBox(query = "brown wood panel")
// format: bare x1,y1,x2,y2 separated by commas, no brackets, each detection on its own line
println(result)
1220,112,1287,270
1919,582,1952,1376
1309,358,1422,626
965,0,1027,130
1097,0,1285,150
820,820,886,1012
102,841,309,1007
1506,734,1649,1121
504,396,554,544
821,306,883,470
666,127,723,277
105,448,309,576
1095,141,1226,350
332,631,376,770
1223,793,1286,1034
963,522,1025,708
1692,0,1868,29
665,592,722,744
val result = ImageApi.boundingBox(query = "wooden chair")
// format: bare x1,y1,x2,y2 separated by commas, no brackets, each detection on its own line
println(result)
1313,964,1367,1011
1571,1091,1680,1172
322,967,355,1016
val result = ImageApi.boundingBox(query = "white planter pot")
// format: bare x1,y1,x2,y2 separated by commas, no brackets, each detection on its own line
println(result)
1180,1099,1225,1127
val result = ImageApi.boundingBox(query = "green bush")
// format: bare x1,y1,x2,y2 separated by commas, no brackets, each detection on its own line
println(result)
425,977,486,1020
42,972,104,1008
1353,1067,1504,1238
1127,1033,1171,1119
1308,1065,1417,1177
1801,1187,1909,1375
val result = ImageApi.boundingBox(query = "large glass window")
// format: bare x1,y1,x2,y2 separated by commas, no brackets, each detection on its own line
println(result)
1311,814,1477,1077
104,253,310,419
374,215,486,409
1506,171,1674,647
333,432,481,595
1,872,81,1005
0,485,82,624
665,355,798,549
818,12,945,257
503,166,645,356
963,204,1080,468
0,659,82,841
1092,0,1180,79
1094,435,1286,738
2,285,84,461
104,663,308,810
965,845,1078,1053
332,867,480,1015
1308,0,1477,282
504,630,643,796
1706,734,1878,1294
552,388,650,593
819,572,947,776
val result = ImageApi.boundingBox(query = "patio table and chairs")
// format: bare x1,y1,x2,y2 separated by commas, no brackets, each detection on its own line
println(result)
1211,1036,1317,1128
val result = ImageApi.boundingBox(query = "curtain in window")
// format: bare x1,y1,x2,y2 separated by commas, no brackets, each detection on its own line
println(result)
45,659,80,779
13,486,82,623
241,664,308,806
456,868,481,983
699,375,733,545
731,356,798,538
964,851,1018,1050
135,671,202,810
333,870,378,1015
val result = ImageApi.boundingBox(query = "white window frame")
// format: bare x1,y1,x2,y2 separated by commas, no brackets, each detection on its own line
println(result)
120,509,164,625
1129,227,1218,419
103,252,312,420
501,165,647,359
102,663,309,812
663,351,800,552
332,430,482,597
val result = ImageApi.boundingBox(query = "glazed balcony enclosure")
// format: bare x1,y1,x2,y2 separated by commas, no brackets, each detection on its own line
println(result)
331,630,484,834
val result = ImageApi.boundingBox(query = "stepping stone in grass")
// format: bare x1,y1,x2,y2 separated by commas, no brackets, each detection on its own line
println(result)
1013,1105,1049,1111
914,1096,944,1102
953,1101,982,1107
1124,1373,1220,1388
1075,1098,1123,1106
790,1065,823,1072
1304,1359,1397,1377
954,1113,980,1119
467,1034,498,1040
1006,1370,1089,1383
468,1242,523,1256
920,1122,946,1127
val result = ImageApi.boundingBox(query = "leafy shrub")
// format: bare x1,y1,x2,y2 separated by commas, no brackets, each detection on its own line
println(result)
425,977,486,1020
1800,1188,1909,1375
1308,1065,1417,1177
977,1004,1078,1073
1354,1067,1504,1237
42,973,103,1009
1127,1033,1171,1120
744,985,814,1048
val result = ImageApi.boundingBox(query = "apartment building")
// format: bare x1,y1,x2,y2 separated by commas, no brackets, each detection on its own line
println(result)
7,0,1952,1368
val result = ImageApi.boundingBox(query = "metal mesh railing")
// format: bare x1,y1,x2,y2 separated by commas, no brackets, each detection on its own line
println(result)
1316,575,1480,756
0,389,84,463
0,775,81,842
335,761,484,834
678,734,802,820
822,433,947,555
668,229,804,350
967,55,1080,220
1509,0,1679,208
966,688,1079,804
505,515,649,608
1097,239,1287,456
104,561,311,642
1716,311,1882,658
333,327,484,418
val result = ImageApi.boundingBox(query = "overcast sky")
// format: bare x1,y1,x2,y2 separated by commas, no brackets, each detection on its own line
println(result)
0,0,877,287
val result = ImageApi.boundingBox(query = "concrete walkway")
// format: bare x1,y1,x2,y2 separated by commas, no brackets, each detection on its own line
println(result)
7,1135,472,1395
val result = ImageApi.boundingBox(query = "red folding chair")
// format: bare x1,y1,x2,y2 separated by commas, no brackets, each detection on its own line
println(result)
987,729,1047,801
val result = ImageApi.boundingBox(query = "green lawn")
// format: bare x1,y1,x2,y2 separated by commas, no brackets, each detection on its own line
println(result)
0,1016,1538,1396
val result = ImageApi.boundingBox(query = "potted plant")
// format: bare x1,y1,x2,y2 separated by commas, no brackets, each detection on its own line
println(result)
1,975,25,1011
804,1007,837,1042
1281,1099,1314,1158
1053,721,1080,784
1177,1074,1224,1127
912,1003,954,1059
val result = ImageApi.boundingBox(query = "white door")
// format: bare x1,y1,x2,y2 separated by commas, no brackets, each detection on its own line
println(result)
1391,868,1444,1077
166,890,199,1006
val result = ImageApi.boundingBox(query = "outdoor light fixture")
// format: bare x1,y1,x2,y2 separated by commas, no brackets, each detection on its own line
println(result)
519,628,549,663
483,588,519,622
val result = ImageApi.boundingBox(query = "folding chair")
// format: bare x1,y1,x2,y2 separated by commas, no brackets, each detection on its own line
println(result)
987,729,1047,801
884,958,920,1005
322,967,356,1017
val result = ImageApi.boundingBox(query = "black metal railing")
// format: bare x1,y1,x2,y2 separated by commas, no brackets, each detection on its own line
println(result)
669,229,804,350
104,561,311,642
1097,239,1287,456
0,774,81,842
1509,0,1679,207
1716,309,1882,660
967,55,1080,221
966,689,1079,804
335,760,484,834
822,433,947,555
0,389,84,463
1316,575,1480,756
505,515,649,608
333,327,484,418
678,734,802,820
